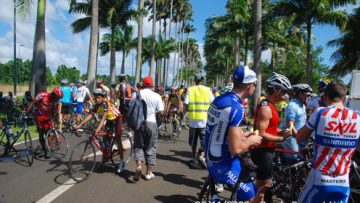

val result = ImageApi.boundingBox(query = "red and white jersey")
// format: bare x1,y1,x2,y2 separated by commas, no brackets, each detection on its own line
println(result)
306,106,360,186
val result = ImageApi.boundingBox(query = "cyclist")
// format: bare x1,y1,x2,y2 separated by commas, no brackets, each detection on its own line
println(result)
27,87,64,159
306,78,330,116
22,91,33,111
96,79,111,101
280,83,313,161
251,72,292,203
74,80,94,123
116,74,133,117
75,89,125,173
205,66,262,202
58,79,73,132
296,80,360,203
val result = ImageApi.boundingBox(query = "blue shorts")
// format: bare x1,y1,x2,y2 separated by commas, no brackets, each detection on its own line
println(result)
207,158,257,201
298,170,350,203
76,102,84,114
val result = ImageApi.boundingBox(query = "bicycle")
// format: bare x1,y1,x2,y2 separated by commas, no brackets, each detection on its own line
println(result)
198,153,257,201
0,113,34,166
265,138,313,202
350,150,360,203
159,109,182,142
68,127,134,183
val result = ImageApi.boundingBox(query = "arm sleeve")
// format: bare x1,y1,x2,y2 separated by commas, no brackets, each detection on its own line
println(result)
286,104,296,120
184,90,190,105
306,108,321,129
229,105,244,127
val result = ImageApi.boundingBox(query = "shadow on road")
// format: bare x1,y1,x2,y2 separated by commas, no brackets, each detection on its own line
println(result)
154,194,197,203
155,172,203,190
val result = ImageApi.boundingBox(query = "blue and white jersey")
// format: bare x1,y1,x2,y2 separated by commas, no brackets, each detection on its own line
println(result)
205,92,244,165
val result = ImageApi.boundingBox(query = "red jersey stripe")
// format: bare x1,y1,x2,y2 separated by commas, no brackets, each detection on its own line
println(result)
331,108,341,118
322,108,331,116
341,108,348,120
314,147,331,169
352,111,357,119
344,149,355,174
321,148,342,173
333,149,352,175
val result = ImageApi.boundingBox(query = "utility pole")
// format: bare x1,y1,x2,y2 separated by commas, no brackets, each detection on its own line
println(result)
13,0,17,95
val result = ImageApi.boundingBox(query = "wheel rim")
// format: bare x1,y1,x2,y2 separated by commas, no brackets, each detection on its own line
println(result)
69,141,96,182
46,130,68,159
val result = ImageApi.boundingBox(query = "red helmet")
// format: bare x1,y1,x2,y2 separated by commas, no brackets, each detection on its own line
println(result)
52,86,64,98
156,86,163,92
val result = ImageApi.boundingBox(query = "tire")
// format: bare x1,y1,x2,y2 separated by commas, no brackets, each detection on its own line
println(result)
0,130,8,156
24,130,34,166
184,112,190,130
45,129,69,159
120,132,133,165
198,176,212,201
69,140,96,183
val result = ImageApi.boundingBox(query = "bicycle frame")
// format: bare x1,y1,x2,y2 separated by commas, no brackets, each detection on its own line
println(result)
89,132,115,159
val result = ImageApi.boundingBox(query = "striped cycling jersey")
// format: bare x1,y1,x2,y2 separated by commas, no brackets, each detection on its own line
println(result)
307,106,360,181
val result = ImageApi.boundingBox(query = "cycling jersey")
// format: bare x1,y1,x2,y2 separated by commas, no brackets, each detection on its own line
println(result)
254,99,279,149
92,101,117,121
33,92,59,122
60,86,72,104
205,92,256,201
298,106,360,203
307,93,326,111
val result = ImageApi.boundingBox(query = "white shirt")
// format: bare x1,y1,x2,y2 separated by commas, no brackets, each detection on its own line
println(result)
74,86,91,102
184,85,214,128
140,88,164,123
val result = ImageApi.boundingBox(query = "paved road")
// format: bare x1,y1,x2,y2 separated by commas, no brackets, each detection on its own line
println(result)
0,129,212,203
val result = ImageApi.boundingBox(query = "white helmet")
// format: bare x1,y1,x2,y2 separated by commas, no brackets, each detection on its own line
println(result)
266,72,291,90
292,83,313,93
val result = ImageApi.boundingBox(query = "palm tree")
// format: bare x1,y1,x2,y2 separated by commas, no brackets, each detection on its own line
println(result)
183,23,196,86
70,0,133,83
100,25,136,75
135,0,145,85
272,0,355,86
149,0,157,79
328,7,360,76
17,0,47,95
253,0,262,109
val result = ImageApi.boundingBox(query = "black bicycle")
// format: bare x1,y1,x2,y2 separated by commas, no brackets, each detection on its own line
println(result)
0,113,34,166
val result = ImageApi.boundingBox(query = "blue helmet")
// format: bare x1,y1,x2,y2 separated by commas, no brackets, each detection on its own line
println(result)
319,78,330,90
233,66,257,84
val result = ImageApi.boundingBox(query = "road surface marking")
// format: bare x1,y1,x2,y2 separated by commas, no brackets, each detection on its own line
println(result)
36,179,76,203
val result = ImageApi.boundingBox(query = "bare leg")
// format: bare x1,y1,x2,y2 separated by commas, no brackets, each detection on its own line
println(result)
146,166,153,176
252,179,270,203
133,160,142,182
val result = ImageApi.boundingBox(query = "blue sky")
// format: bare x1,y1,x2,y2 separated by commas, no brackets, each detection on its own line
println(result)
0,0,356,84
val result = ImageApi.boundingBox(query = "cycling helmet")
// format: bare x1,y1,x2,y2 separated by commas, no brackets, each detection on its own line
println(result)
319,78,331,90
266,72,291,90
292,83,313,93
61,79,68,84
52,87,64,98
93,88,106,97
156,86,163,92
96,79,103,85
75,79,83,84
223,85,233,93
119,74,126,81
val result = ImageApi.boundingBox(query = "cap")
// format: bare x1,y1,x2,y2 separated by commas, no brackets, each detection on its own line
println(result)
233,65,257,84
143,76,153,87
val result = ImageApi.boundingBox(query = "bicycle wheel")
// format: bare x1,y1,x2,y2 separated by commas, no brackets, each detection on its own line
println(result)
24,130,34,166
68,140,96,183
0,130,7,156
198,176,212,201
184,112,190,129
45,129,69,159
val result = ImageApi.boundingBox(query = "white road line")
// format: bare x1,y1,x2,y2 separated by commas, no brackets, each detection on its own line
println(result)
36,179,76,203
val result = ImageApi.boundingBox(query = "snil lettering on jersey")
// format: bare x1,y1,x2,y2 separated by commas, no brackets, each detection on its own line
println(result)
324,121,356,134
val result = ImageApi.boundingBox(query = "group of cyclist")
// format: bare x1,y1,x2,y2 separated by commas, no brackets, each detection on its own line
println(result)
204,65,359,202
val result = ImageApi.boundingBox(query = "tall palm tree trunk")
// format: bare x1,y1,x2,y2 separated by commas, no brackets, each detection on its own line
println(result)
252,0,262,109
185,32,190,87
165,0,173,87
306,20,313,86
135,0,144,85
121,51,126,74
244,31,249,65
110,27,116,82
150,0,157,78
178,22,185,85
235,35,240,66
30,0,46,95
172,20,178,86
163,21,167,87
87,0,99,92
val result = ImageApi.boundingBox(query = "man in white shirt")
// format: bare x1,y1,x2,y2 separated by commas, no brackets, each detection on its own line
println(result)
74,80,94,123
133,76,164,182
184,74,214,169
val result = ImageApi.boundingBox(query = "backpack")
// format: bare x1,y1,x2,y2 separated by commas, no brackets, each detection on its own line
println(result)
126,91,147,131
107,101,121,117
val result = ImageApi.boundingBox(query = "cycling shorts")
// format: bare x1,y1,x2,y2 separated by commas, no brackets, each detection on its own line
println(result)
208,158,257,201
251,147,274,180
61,103,72,114
298,169,350,203
76,102,84,114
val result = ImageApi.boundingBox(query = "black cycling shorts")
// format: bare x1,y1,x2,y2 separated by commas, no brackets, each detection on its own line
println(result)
251,147,274,180
61,103,72,114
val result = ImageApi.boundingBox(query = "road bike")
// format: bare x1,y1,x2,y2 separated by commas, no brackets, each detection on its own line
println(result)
159,109,182,142
68,126,133,183
0,113,34,166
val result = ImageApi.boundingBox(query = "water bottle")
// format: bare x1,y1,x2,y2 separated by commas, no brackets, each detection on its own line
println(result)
211,194,220,203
